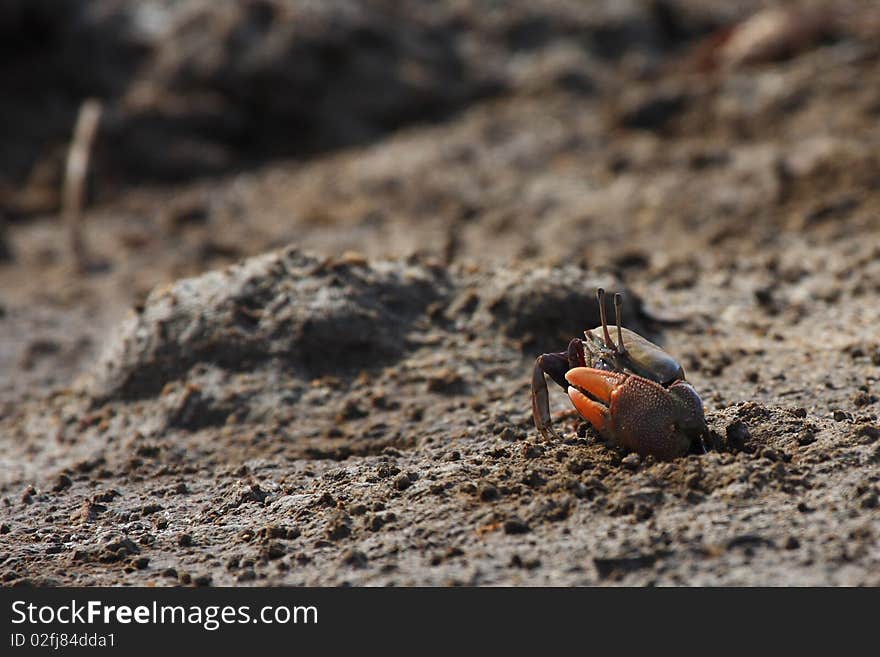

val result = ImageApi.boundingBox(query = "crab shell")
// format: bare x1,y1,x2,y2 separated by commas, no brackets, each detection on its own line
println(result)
583,326,684,385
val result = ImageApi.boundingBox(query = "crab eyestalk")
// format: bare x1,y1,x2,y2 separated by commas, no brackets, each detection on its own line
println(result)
596,287,618,353
613,292,626,356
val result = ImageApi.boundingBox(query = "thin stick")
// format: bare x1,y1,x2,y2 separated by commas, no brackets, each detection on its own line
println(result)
62,99,102,272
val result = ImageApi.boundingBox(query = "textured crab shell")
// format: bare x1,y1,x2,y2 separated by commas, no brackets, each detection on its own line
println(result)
584,326,685,385
599,375,694,459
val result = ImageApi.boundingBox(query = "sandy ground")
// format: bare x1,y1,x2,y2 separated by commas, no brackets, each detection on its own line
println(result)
1,0,879,586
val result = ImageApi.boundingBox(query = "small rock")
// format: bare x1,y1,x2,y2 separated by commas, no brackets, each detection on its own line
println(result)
859,492,878,509
503,517,530,535
316,492,336,507
193,574,212,587
426,368,465,394
478,484,499,502
326,516,352,541
760,448,781,462
21,485,36,504
853,392,878,408
336,399,368,422
726,420,751,451
260,542,286,561
621,453,641,470
521,471,546,489
52,474,73,492
797,430,816,446
499,427,520,442
341,549,368,568
377,464,401,479
393,473,412,491
754,286,776,310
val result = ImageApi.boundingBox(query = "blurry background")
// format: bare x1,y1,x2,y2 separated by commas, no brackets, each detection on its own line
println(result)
2,0,880,587
1,0,878,395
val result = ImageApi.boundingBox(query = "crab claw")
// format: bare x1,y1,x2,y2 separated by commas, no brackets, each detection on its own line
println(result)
565,368,707,460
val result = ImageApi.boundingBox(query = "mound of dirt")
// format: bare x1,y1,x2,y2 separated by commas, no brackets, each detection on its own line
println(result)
86,248,448,400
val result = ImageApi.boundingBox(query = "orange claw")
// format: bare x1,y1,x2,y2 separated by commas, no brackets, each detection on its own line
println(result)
565,368,627,402
565,366,703,460
564,368,628,434
567,388,608,432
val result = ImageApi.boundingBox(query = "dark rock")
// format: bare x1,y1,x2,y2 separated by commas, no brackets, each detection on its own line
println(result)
393,473,412,491
725,420,751,451
478,484,499,502
503,517,530,535
326,515,352,541
52,474,72,492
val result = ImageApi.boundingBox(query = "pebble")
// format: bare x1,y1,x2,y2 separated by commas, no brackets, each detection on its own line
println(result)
503,518,531,535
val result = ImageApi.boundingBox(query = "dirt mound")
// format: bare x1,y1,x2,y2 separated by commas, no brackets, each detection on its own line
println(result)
86,248,447,401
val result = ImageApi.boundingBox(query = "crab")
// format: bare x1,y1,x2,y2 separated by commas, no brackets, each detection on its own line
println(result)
530,288,708,460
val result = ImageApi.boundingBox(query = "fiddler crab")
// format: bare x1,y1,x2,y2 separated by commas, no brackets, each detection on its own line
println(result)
531,288,708,460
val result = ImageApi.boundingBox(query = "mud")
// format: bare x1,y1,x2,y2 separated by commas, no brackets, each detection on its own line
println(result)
1,1,879,586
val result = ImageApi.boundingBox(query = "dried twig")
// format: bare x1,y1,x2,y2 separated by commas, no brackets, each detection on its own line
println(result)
62,99,103,272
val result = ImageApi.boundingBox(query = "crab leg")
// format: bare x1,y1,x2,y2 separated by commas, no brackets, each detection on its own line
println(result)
532,339,588,440
567,337,586,369
532,357,562,440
